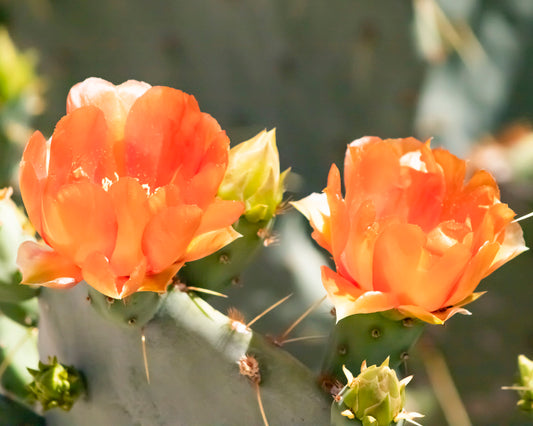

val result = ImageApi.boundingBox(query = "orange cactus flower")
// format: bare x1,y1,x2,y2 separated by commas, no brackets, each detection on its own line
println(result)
17,77,244,299
293,136,527,324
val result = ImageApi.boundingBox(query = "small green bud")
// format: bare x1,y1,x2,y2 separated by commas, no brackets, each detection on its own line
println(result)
516,354,533,414
27,357,85,411
334,358,422,425
218,129,289,223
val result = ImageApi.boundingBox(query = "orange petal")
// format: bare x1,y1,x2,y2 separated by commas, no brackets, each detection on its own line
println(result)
321,266,363,321
348,291,398,317
322,266,397,321
432,148,466,197
403,168,445,232
180,156,227,209
67,77,151,140
124,86,227,192
41,181,117,264
184,226,242,262
325,164,349,261
341,200,378,291
375,223,476,311
147,184,183,215
124,86,190,187
195,199,244,236
48,106,115,187
178,131,229,208
344,138,401,208
471,203,515,252
142,205,203,272
291,193,332,253
82,252,147,299
372,223,427,295
19,131,48,236
137,262,184,293
396,305,445,325
488,221,527,274
108,177,150,276
444,241,500,307
17,241,82,288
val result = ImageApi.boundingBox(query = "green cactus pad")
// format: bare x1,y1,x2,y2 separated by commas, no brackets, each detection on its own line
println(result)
321,312,425,387
0,297,39,327
0,273,39,303
38,282,330,425
0,314,38,401
87,286,164,328
0,394,45,426
178,217,273,295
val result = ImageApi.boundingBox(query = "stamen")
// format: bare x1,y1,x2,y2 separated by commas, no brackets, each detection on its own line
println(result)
102,177,113,191
73,166,89,180
141,183,151,196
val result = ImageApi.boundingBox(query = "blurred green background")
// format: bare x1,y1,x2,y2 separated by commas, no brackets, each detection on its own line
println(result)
1,0,533,424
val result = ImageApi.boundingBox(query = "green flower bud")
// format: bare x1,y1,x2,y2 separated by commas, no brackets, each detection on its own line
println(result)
335,358,420,426
0,187,39,303
218,129,289,223
517,354,533,414
27,357,85,411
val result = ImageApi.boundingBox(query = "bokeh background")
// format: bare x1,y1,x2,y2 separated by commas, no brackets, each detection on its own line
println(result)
1,0,533,424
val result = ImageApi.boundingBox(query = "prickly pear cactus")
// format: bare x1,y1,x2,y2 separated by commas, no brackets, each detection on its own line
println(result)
38,283,330,425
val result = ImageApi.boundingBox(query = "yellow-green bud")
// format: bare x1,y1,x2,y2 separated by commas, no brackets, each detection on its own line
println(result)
27,357,85,411
218,129,289,223
517,354,533,414
335,358,417,426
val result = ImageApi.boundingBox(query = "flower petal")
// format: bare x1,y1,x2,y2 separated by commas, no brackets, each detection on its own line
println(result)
142,205,203,273
67,77,151,141
396,305,444,325
488,221,528,273
124,86,228,194
184,226,242,262
81,252,147,299
17,241,82,288
373,223,473,312
341,200,377,291
47,106,115,188
444,241,500,307
108,177,150,276
19,131,48,236
41,181,117,264
137,263,184,293
326,164,349,261
322,266,398,321
291,192,332,253
195,199,244,235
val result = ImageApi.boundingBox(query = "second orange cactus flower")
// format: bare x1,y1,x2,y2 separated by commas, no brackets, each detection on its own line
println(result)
293,136,527,324
17,77,244,299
